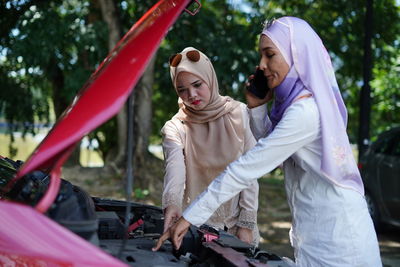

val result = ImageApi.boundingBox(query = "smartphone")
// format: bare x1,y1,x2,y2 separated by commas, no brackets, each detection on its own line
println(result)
247,69,269,99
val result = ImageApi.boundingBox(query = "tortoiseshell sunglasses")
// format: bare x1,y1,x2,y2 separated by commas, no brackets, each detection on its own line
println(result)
169,50,200,67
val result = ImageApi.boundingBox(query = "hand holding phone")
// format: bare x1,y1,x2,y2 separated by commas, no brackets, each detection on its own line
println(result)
246,69,269,99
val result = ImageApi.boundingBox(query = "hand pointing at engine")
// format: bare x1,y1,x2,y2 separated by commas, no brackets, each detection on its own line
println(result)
152,217,191,251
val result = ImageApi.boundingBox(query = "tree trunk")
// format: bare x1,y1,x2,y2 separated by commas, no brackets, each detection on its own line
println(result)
98,0,164,201
99,0,127,170
132,55,164,200
46,56,81,167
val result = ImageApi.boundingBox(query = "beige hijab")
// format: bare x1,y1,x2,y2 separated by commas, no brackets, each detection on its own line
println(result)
170,47,245,205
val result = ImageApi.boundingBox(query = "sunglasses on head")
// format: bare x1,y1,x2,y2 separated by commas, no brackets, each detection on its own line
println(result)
264,18,276,29
169,50,200,67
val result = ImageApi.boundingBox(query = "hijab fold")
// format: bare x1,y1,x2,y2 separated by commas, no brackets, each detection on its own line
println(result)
262,17,364,194
270,65,305,128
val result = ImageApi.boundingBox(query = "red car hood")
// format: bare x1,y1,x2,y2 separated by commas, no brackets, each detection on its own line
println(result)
7,0,192,213
1,0,195,266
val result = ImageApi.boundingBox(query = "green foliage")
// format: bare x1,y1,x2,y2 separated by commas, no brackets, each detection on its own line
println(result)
0,0,109,156
1,1,108,113
1,0,399,159
152,1,264,136
370,46,400,135
134,187,149,199
243,0,400,141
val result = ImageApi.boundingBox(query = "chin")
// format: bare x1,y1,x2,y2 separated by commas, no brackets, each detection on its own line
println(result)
191,105,203,110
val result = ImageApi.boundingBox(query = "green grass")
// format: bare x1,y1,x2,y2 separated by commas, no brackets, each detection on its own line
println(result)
0,134,38,161
0,133,104,167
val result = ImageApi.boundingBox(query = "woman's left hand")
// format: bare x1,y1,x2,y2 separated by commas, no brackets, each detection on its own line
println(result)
236,227,253,244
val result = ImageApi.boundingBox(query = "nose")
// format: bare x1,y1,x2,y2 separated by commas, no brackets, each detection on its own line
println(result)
259,57,267,72
188,88,197,99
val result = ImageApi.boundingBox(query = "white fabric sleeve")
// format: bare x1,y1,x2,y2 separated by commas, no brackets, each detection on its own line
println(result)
248,104,272,140
183,98,320,226
161,121,186,210
237,105,259,228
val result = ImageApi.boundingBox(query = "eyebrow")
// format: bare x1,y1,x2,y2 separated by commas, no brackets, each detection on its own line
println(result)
261,46,275,52
177,79,201,89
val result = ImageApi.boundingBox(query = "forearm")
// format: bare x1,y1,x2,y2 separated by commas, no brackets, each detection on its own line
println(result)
161,127,186,210
237,181,259,229
183,100,319,226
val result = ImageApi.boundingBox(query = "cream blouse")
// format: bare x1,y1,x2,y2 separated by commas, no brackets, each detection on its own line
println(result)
161,103,259,230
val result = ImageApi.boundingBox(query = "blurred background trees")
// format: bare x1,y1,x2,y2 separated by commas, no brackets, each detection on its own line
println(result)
0,0,399,200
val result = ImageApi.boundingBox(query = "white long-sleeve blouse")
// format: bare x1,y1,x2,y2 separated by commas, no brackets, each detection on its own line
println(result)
183,96,381,266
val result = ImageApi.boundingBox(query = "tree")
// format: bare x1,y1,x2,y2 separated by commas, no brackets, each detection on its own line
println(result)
0,0,165,200
1,0,399,201
0,0,109,164
94,0,164,197
151,1,264,137
241,0,400,142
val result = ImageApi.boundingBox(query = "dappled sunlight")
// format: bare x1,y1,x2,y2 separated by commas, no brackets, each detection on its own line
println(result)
257,177,294,258
378,229,400,266
259,236,290,245
378,228,400,255
271,221,292,229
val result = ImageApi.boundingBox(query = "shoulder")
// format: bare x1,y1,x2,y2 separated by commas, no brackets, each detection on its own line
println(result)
161,116,185,136
237,102,248,111
287,96,318,113
229,100,248,117
282,97,319,130
229,101,250,127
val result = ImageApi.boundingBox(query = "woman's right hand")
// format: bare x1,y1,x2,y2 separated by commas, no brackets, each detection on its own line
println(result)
163,205,182,233
153,216,191,251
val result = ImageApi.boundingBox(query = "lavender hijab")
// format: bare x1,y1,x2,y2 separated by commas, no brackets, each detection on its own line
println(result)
263,17,364,194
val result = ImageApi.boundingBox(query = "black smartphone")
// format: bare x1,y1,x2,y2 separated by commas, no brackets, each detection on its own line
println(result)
247,69,269,99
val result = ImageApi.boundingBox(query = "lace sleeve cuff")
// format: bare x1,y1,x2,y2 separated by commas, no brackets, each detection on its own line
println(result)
236,209,257,230
162,194,182,210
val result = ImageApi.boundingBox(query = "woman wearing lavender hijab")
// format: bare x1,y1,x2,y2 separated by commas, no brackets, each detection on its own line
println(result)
154,17,382,266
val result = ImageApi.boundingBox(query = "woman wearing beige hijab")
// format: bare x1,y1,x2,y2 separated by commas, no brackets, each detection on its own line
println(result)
161,47,260,245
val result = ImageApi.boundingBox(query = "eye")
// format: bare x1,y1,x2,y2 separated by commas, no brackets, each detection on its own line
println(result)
266,53,275,58
193,82,202,88
177,88,187,94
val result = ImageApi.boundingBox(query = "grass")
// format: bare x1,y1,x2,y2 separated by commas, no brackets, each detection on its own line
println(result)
0,133,38,161
0,133,104,167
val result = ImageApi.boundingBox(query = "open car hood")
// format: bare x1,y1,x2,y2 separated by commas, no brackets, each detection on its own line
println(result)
0,2,293,266
7,0,195,213
0,0,195,266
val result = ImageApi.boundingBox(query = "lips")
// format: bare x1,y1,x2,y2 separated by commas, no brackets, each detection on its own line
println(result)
191,100,201,105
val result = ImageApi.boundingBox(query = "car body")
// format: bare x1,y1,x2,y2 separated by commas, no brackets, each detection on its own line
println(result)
0,0,290,266
359,127,400,230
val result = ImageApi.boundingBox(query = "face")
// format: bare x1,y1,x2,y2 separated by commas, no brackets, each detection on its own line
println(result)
175,72,211,110
258,35,290,89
